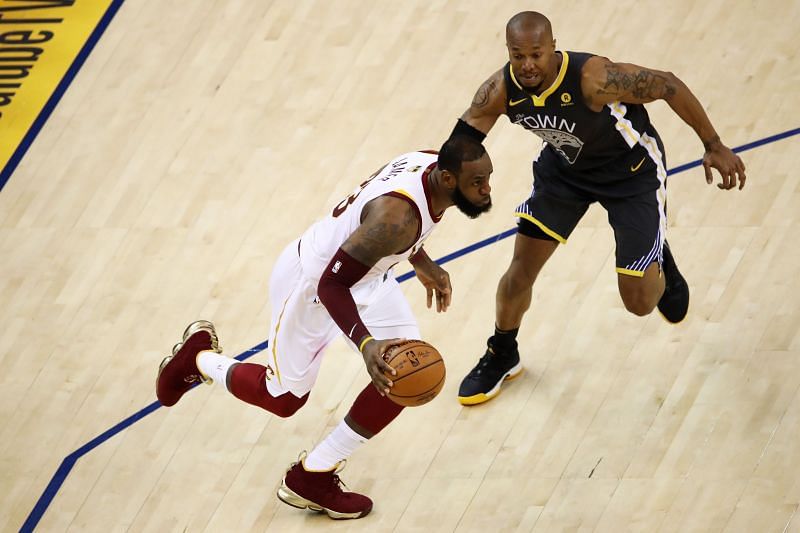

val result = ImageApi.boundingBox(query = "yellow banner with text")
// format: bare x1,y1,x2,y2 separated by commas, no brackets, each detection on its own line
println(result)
0,0,118,187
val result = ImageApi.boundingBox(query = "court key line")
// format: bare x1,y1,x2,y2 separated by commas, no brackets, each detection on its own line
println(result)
17,128,800,531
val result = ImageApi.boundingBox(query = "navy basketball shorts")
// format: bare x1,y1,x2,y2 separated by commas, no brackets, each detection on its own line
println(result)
514,174,667,277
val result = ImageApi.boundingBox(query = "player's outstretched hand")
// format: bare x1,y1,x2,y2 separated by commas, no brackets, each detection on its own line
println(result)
703,141,746,190
361,337,403,396
414,260,452,313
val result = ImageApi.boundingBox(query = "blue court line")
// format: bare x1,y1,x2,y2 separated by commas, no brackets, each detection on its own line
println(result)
668,127,800,175
0,0,127,192
20,341,268,532
20,125,800,531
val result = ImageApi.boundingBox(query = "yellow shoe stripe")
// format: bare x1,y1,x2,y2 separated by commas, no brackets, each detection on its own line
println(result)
458,368,523,405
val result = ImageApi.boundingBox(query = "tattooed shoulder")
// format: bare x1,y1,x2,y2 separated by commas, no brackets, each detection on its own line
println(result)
352,204,419,260
471,73,501,109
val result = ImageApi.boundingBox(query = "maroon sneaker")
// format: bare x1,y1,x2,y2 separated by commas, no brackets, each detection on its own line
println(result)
277,455,373,519
156,320,221,406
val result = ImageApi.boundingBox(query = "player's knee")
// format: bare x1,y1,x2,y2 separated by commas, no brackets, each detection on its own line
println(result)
621,290,658,316
500,268,534,300
270,392,308,418
272,403,300,418
624,300,655,316
506,257,539,287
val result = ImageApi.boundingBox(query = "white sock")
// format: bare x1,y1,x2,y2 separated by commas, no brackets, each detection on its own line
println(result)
304,420,368,471
196,351,237,391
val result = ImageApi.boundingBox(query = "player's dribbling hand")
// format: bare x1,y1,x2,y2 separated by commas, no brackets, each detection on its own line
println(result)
361,337,403,395
703,143,746,190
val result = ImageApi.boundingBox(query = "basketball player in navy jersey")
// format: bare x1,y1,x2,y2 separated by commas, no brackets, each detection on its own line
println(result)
156,136,492,519
454,11,746,405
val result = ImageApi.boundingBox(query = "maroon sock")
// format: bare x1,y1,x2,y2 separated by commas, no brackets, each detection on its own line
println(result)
228,362,308,418
347,383,405,436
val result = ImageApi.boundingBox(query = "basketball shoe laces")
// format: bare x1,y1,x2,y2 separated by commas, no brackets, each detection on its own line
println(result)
472,348,510,377
294,452,350,493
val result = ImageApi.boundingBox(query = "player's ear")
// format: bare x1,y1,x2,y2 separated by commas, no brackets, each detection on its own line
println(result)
552,38,557,50
441,170,458,190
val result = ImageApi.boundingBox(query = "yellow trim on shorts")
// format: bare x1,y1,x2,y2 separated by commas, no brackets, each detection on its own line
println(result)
515,213,567,244
271,292,294,385
616,267,646,278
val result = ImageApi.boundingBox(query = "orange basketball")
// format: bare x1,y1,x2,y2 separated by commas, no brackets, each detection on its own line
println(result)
382,340,445,407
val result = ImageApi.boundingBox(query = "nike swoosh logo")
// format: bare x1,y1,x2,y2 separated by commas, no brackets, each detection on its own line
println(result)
508,98,527,106
630,157,647,172
348,324,357,337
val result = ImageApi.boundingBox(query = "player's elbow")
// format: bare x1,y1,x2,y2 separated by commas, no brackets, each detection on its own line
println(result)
316,276,348,314
661,71,680,101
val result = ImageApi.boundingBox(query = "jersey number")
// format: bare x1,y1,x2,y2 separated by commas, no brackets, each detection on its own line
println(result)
331,168,383,217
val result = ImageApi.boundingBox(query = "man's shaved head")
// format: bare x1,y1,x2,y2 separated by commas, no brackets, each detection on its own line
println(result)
506,11,553,41
504,11,558,91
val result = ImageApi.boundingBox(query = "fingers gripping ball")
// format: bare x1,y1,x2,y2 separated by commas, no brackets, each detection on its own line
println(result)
382,340,445,407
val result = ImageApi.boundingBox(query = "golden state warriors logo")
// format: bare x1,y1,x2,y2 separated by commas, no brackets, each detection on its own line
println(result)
512,114,584,164
560,92,573,106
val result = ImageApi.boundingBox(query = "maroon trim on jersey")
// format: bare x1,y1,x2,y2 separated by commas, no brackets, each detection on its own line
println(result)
421,162,443,223
383,191,422,254
419,149,439,155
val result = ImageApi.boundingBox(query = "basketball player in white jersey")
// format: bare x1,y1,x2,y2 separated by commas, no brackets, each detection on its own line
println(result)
156,135,492,519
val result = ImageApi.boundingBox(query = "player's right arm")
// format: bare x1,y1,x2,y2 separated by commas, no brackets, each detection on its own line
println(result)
452,68,508,139
581,56,746,190
317,195,421,395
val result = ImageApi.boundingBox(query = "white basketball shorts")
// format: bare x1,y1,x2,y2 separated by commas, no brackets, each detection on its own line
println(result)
264,239,420,398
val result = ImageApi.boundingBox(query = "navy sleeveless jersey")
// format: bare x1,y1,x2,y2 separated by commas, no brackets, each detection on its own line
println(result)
504,51,667,197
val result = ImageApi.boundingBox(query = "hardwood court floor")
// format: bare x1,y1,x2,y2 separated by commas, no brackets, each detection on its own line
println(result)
1,0,799,531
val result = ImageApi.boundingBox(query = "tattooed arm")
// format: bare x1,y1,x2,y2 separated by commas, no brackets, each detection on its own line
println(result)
342,196,421,266
318,196,420,394
582,56,746,190
458,68,508,134
582,57,678,107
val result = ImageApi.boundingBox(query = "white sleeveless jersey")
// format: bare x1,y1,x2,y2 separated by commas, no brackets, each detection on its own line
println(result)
298,151,442,301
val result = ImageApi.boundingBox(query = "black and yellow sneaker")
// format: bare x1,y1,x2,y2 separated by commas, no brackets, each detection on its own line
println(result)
458,338,522,406
657,241,690,323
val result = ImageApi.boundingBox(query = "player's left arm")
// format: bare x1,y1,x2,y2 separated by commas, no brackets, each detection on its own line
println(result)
317,196,421,394
582,56,746,190
409,247,452,313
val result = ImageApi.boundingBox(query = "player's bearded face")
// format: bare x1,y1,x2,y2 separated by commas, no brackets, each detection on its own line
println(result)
451,182,491,219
